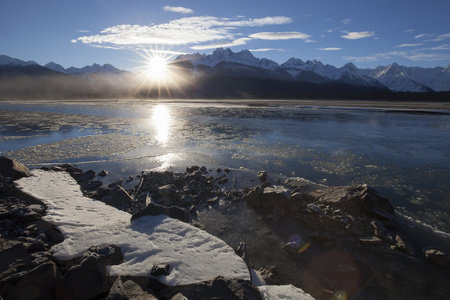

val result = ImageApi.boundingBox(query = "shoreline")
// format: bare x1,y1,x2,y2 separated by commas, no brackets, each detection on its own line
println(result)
1,98,450,111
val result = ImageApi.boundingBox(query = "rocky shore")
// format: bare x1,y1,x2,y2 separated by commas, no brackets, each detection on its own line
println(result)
1,156,450,299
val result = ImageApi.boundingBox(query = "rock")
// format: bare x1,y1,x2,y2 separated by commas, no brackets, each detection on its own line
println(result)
284,177,308,189
358,236,383,246
258,267,279,285
305,184,395,220
259,186,291,210
186,166,199,173
306,203,322,214
257,171,268,182
102,185,134,207
151,264,171,276
55,245,123,300
157,184,178,198
108,179,123,188
392,235,414,255
10,208,39,222
423,249,450,267
0,156,29,180
98,170,108,177
75,170,96,183
6,261,62,300
79,180,103,191
160,276,262,300
131,203,190,223
25,241,46,253
242,187,263,207
235,242,249,266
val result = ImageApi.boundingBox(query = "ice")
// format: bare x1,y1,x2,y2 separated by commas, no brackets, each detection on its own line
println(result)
259,285,315,300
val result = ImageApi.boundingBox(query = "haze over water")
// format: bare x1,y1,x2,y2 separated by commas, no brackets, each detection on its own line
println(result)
1,100,449,237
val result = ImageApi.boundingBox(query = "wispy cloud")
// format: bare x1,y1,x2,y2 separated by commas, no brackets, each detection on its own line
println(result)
248,48,286,52
190,38,252,50
76,30,90,33
75,15,306,51
426,33,450,42
319,47,342,51
249,31,311,40
342,19,352,24
396,43,423,48
403,29,415,32
341,31,375,40
163,6,193,14
344,47,450,63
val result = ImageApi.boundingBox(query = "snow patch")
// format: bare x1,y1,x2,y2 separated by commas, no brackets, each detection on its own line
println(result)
259,285,315,300
15,170,250,286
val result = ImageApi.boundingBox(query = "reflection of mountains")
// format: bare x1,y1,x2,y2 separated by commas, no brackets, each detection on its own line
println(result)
1,58,450,101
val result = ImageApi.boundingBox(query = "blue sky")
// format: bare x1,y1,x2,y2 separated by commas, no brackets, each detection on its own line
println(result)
1,0,450,71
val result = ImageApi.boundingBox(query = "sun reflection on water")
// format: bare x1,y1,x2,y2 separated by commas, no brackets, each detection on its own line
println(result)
151,104,171,144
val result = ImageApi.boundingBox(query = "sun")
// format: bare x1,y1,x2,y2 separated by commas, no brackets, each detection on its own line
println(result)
145,56,169,81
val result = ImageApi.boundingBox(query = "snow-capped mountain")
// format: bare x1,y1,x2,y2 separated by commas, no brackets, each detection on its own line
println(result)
177,48,279,70
176,48,450,92
366,63,450,92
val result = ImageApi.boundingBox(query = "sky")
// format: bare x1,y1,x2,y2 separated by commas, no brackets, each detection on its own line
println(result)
1,0,450,71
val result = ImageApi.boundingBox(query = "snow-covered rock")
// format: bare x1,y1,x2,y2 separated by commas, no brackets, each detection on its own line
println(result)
16,170,250,286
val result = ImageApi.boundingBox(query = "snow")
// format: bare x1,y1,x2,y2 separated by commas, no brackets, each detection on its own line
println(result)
15,170,250,286
15,169,315,299
259,285,315,300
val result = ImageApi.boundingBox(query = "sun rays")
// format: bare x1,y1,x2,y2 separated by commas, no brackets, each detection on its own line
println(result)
132,46,192,99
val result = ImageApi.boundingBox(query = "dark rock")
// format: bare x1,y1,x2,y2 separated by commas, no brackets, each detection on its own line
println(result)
25,241,46,253
11,208,39,222
107,277,158,300
160,276,262,300
98,170,108,177
186,166,199,173
216,168,222,173
258,267,279,285
423,249,450,267
242,186,263,207
392,235,414,255
260,186,290,210
108,179,123,188
235,242,249,266
131,203,190,223
0,156,29,180
257,171,268,182
55,245,123,300
305,184,395,220
224,168,231,173
6,261,62,300
102,186,134,207
79,180,103,191
151,264,171,276
75,170,96,183
217,177,228,184
95,187,111,200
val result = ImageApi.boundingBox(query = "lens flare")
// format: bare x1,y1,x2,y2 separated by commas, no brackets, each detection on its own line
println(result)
145,56,168,81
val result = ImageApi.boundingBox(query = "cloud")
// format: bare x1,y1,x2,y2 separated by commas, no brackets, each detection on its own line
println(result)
249,31,311,40
190,38,252,50
71,39,77,44
344,48,450,63
403,29,415,32
163,6,193,14
76,30,90,33
343,51,407,62
396,43,424,48
248,48,286,52
75,16,294,49
342,19,352,24
319,47,342,51
341,31,375,40
426,33,450,42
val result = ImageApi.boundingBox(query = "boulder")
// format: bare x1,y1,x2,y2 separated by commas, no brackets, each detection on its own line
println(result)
0,156,29,180
151,264,171,276
6,261,62,300
107,278,158,300
131,203,190,223
55,245,123,300
102,186,134,207
257,171,268,182
160,276,262,300
75,170,96,183
305,184,395,220
423,249,450,267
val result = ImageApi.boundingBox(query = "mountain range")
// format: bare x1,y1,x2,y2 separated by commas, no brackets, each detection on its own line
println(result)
1,50,450,100
176,48,450,92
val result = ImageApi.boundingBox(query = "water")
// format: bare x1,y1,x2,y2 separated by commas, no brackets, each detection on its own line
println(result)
1,100,449,237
